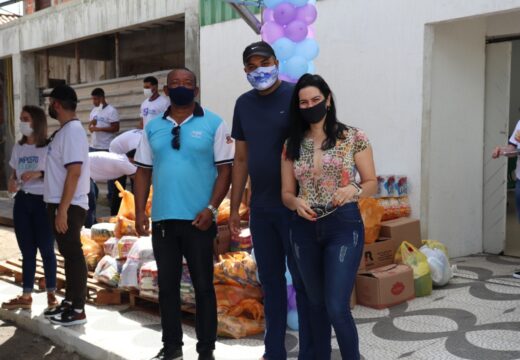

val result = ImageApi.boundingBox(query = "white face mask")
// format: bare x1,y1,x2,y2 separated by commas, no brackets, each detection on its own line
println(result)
19,122,33,137
144,88,153,98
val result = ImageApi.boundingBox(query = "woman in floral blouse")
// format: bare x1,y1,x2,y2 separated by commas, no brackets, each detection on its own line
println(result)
281,74,377,360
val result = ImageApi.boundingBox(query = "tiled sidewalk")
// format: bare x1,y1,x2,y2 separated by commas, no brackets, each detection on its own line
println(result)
1,254,520,360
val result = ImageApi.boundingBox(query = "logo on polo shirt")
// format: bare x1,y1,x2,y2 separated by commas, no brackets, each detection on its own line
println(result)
191,130,203,139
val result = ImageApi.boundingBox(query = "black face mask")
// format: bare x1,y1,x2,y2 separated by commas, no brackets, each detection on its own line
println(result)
48,104,58,120
300,99,328,124
169,86,195,106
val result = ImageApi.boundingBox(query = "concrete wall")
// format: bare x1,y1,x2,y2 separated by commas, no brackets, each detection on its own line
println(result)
200,0,520,257
510,41,520,134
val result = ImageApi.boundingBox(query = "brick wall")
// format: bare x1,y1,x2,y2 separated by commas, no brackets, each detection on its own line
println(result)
24,0,70,14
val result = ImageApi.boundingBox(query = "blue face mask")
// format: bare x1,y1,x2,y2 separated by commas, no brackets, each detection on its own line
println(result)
247,65,279,91
168,86,195,106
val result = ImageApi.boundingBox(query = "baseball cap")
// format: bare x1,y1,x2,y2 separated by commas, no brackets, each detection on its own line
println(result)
243,41,276,64
44,84,79,103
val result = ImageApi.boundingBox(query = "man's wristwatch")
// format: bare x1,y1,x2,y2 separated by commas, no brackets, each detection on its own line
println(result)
350,182,363,196
207,204,218,219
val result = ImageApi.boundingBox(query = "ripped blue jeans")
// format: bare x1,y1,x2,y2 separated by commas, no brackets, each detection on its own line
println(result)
289,202,364,360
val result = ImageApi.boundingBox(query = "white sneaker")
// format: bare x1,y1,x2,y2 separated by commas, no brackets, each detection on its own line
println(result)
513,271,520,279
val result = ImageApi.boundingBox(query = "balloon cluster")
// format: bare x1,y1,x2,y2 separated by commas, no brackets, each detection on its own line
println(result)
261,0,318,82
285,267,299,330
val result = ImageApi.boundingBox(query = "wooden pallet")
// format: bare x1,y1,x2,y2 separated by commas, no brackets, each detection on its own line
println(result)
129,292,196,316
0,252,129,305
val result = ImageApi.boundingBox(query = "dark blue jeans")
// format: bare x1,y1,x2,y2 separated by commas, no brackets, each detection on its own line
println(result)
152,220,217,355
290,202,364,360
13,192,56,292
250,207,322,360
516,180,520,222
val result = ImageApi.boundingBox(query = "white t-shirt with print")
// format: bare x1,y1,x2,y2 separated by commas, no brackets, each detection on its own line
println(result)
44,120,90,210
9,143,48,195
509,120,520,179
90,104,120,150
109,129,143,155
89,151,137,182
140,96,170,127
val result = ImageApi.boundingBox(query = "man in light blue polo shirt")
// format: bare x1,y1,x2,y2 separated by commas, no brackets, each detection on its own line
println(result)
134,68,234,360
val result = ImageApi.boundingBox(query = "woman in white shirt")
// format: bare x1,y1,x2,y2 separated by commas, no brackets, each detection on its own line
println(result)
1,106,58,311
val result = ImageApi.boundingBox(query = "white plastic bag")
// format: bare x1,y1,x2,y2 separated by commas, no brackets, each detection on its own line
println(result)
94,255,119,287
118,236,154,289
420,246,452,287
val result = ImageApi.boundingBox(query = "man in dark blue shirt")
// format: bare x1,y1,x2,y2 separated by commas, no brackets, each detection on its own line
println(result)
230,42,328,360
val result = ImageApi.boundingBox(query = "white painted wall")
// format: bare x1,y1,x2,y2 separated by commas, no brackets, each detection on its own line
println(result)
200,0,520,257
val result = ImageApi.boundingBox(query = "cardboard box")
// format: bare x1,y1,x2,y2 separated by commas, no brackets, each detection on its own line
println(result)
363,237,396,270
356,264,415,309
379,218,421,249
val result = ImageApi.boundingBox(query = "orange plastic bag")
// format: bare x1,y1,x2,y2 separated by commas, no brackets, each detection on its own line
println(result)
145,186,153,218
215,284,263,310
216,199,248,225
116,181,135,220
217,298,265,338
114,216,138,239
358,198,384,244
214,251,259,287
81,235,104,271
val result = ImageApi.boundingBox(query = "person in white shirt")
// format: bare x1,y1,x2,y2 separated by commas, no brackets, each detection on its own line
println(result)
492,119,520,279
42,85,90,326
1,105,58,312
139,76,170,129
88,87,120,151
89,150,137,182
109,129,143,155
88,87,121,212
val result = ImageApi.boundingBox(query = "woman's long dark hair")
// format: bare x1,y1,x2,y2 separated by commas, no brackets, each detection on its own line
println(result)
18,105,48,148
285,74,346,161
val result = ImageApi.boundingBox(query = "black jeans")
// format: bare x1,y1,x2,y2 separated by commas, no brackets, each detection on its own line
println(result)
47,204,88,309
152,220,217,354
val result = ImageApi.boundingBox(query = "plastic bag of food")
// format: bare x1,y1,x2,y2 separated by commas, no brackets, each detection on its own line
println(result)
217,299,265,338
119,237,154,289
90,223,116,245
215,284,263,310
214,251,259,287
358,198,385,244
422,239,449,258
114,216,138,239
115,180,135,220
420,246,452,287
81,235,104,271
230,228,253,253
216,199,248,225
119,259,140,289
117,236,138,259
126,236,154,262
94,255,119,287
139,261,158,292
103,237,118,258
145,186,153,218
395,241,432,297
377,196,411,221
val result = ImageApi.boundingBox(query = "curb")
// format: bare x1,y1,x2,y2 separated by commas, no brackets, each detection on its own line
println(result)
0,308,126,360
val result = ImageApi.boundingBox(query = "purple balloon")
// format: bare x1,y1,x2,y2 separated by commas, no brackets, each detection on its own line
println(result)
285,20,309,42
263,8,274,23
261,21,285,44
296,4,317,25
273,3,297,26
